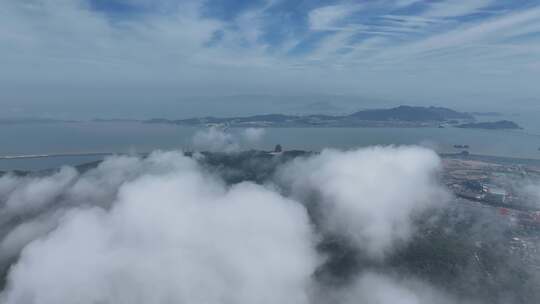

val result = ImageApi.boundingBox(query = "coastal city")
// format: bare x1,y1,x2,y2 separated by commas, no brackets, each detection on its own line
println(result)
442,153,540,272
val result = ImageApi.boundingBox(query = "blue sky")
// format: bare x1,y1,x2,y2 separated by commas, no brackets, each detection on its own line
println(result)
1,0,540,117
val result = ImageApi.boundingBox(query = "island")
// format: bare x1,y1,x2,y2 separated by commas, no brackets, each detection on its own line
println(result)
144,105,475,128
4,106,523,130
456,120,522,130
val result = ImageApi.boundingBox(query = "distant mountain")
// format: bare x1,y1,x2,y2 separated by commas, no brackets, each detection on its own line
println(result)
144,106,474,128
457,120,522,130
0,118,77,125
470,112,503,117
348,106,473,121
92,118,140,122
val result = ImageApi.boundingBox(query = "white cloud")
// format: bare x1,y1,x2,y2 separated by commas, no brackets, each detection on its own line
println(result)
340,4,540,95
336,272,457,304
1,0,540,107
192,127,241,153
242,128,266,143
308,4,364,31
0,212,61,262
65,155,152,206
519,182,540,209
0,146,503,303
308,31,356,62
0,151,318,304
3,167,78,215
277,146,449,258
394,0,423,8
395,7,540,58
192,127,268,152
423,0,495,18
0,0,222,84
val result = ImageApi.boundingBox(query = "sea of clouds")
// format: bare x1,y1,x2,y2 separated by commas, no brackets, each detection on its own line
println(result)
0,139,461,304
17,122,540,303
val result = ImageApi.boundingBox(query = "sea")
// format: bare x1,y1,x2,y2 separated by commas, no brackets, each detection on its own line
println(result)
2,114,540,171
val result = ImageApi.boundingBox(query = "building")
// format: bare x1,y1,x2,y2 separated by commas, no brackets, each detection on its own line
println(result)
485,186,507,204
